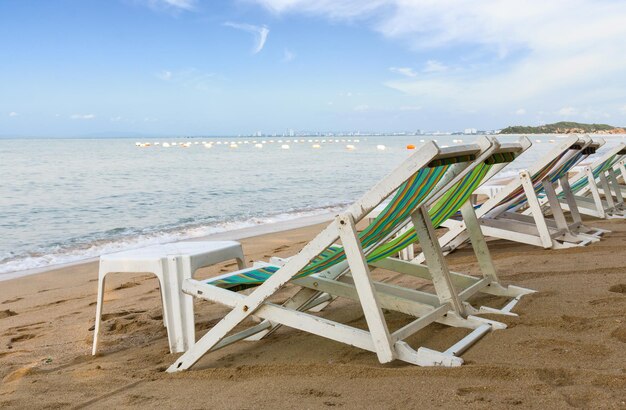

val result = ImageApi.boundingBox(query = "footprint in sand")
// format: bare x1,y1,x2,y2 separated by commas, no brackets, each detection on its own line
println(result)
0,309,18,319
8,334,37,345
114,282,140,290
101,309,146,321
2,297,23,304
611,325,626,343
608,284,626,294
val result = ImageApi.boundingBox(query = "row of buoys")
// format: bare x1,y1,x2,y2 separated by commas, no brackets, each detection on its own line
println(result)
136,138,361,147
137,141,363,150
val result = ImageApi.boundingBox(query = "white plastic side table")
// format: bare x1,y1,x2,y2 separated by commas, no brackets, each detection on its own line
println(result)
92,241,246,354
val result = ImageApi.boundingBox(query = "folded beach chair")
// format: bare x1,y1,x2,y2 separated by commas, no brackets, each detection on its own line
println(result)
425,135,603,255
557,142,626,219
167,137,534,372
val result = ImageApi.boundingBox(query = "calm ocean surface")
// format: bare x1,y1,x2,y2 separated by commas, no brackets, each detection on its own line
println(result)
1,135,622,279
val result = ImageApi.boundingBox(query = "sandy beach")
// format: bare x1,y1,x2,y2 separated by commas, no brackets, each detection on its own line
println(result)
0,216,625,409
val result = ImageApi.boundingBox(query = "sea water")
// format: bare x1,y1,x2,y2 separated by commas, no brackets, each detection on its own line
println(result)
0,135,621,279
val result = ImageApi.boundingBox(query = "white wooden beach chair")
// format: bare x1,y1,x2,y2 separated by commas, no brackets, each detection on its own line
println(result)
557,142,626,219
423,135,604,257
167,137,534,372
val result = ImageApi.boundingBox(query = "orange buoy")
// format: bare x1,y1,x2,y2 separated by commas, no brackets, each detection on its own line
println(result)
406,144,416,150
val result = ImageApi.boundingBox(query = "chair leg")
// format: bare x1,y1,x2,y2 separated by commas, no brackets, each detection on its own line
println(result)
92,268,108,355
235,250,247,270
163,256,189,353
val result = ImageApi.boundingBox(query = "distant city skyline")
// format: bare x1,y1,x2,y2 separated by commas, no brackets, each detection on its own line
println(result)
2,0,626,137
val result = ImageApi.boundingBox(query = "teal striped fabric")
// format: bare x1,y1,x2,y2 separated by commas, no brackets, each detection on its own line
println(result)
209,152,514,289
558,154,620,198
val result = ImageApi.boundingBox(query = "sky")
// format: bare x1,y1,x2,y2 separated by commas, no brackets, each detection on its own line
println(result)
2,0,626,136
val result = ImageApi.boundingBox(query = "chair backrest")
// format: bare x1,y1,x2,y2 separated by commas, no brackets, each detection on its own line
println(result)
211,137,527,288
477,135,596,218
563,142,626,195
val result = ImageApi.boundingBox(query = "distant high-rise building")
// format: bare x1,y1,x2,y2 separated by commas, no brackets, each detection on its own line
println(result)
288,128,295,137
464,128,477,135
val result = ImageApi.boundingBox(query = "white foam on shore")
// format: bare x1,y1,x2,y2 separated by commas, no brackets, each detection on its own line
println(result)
0,207,341,281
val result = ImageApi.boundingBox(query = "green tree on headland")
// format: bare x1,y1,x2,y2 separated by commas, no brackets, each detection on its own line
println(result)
499,121,625,134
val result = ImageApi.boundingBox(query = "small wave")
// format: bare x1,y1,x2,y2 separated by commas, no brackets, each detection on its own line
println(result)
0,204,347,278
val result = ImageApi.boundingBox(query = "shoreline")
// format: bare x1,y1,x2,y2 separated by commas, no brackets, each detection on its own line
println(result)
0,211,336,283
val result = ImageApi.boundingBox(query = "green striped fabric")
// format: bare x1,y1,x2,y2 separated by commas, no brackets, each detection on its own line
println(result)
558,154,620,197
503,150,586,210
488,149,569,211
210,152,514,288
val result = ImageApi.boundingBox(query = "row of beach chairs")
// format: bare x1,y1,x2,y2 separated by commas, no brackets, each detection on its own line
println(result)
93,135,626,372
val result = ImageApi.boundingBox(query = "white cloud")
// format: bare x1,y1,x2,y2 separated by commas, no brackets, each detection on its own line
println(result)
224,22,270,54
423,60,447,73
141,0,196,12
161,0,194,9
558,107,577,116
515,108,526,115
155,68,216,90
620,105,626,114
70,114,95,120
353,104,369,111
399,105,422,111
251,0,626,116
110,116,123,122
8,111,18,117
389,67,417,77
156,70,172,80
282,48,296,62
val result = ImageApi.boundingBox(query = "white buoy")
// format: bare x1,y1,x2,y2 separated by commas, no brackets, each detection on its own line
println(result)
354,139,360,142
162,142,170,148
281,144,290,149
376,144,386,151
204,143,212,149
230,143,238,148
549,139,556,143
535,139,542,143
194,141,199,145
346,144,356,150
135,142,141,146
312,144,321,148
172,142,178,146
154,142,160,146
255,143,263,148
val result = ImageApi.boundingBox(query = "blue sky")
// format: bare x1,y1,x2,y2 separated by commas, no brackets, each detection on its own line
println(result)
2,0,626,136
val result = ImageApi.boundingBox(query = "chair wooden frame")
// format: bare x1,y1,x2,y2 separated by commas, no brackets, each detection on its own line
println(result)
423,135,602,258
166,138,534,372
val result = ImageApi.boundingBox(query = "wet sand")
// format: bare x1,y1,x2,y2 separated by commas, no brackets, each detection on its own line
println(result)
1,218,625,409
